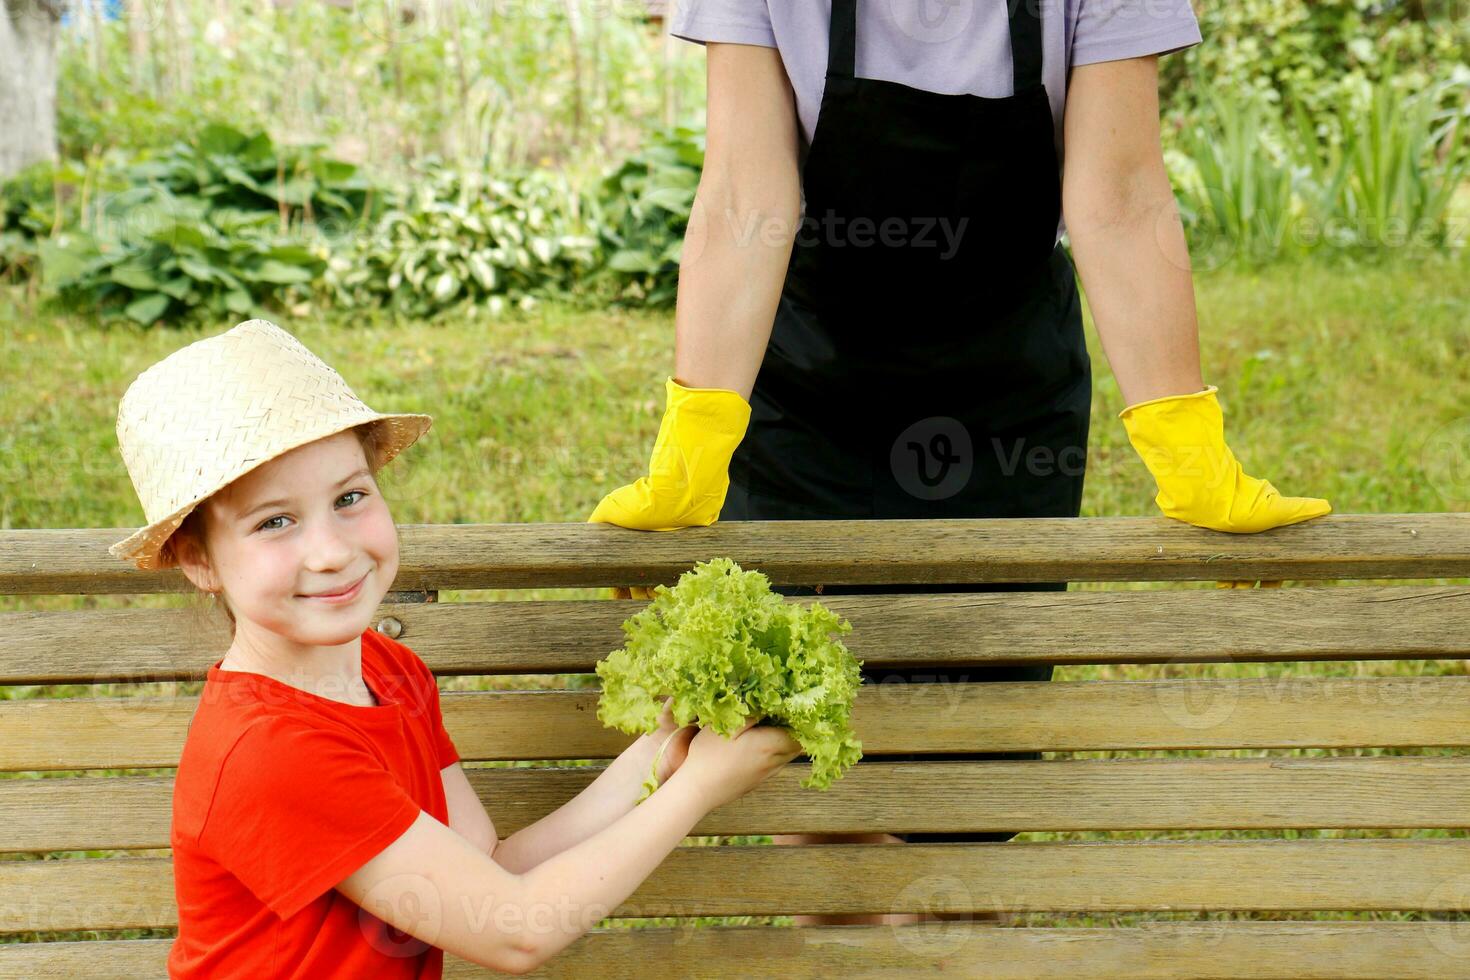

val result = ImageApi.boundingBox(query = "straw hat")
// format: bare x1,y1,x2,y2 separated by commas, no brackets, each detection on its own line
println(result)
109,319,433,571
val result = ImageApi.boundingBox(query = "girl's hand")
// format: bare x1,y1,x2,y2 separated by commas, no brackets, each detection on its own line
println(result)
676,717,803,812
649,697,696,786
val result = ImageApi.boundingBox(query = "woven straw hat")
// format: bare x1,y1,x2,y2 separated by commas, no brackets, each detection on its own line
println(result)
109,319,433,571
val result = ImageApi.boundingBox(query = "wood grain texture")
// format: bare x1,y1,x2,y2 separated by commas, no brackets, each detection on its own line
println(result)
5,757,1469,853
6,515,1466,974
4,839,1469,933
6,922,1470,979
6,676,1470,772
4,514,1467,594
4,584,1467,684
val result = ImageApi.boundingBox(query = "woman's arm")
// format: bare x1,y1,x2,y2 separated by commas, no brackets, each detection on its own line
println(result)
1061,53,1206,407
672,42,803,401
1063,54,1331,556
584,41,803,534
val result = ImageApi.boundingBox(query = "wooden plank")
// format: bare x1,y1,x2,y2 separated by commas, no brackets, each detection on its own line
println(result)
5,757,1469,853
4,584,1468,685
4,514,1467,595
7,923,1470,980
8,676,1470,772
4,840,1469,934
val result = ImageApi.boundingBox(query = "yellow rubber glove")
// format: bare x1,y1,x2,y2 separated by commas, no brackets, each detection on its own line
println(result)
589,376,752,600
1118,384,1331,589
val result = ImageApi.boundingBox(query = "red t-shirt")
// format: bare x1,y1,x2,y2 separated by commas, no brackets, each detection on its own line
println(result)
168,628,461,979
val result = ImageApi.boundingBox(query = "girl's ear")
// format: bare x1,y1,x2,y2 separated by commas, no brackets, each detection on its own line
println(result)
171,527,221,595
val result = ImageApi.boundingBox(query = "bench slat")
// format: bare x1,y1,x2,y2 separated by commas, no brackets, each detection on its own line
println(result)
5,922,1470,979
4,514,1467,594
3,840,1468,933
6,677,1470,772
5,757,1468,853
4,585,1467,685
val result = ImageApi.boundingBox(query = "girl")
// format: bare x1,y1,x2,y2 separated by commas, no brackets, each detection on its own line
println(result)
110,318,801,977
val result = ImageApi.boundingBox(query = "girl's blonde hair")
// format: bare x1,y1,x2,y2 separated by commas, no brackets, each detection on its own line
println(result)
164,424,385,641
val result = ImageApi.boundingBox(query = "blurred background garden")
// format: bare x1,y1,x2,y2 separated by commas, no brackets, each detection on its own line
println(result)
2,0,1469,945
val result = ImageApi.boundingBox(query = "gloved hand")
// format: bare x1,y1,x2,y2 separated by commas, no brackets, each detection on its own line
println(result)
589,376,752,599
1118,384,1331,589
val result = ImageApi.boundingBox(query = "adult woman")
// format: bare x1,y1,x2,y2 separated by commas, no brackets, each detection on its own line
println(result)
590,0,1331,925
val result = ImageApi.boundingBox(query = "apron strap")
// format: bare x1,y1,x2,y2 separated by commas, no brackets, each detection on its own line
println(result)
826,0,1044,92
1007,0,1044,91
827,0,858,81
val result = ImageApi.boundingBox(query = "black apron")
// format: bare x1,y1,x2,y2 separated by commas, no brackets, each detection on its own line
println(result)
717,0,1091,843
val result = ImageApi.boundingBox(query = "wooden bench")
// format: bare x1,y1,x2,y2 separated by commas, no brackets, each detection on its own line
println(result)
2,514,1469,977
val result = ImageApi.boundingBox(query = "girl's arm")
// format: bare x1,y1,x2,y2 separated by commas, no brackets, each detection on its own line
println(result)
337,722,797,972
489,729,679,873
338,771,709,974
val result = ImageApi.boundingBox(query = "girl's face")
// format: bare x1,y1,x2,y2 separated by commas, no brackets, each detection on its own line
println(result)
180,430,399,654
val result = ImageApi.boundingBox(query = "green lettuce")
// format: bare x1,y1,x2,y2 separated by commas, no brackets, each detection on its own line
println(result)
595,557,864,794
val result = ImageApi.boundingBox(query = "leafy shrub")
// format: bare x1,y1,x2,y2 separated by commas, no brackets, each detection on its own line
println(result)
1329,76,1468,251
324,162,601,318
586,126,703,308
1164,0,1469,169
1166,73,1467,265
30,124,364,325
0,161,70,284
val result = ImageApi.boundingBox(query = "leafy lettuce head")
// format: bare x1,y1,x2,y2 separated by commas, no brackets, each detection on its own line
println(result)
595,557,864,790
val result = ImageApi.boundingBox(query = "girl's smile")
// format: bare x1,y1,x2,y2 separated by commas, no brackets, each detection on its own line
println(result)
300,570,370,603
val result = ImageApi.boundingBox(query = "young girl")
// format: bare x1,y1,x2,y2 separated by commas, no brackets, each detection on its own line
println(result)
109,319,801,978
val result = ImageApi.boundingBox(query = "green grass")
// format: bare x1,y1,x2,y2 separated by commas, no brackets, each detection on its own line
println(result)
2,246,1468,940
4,247,1467,536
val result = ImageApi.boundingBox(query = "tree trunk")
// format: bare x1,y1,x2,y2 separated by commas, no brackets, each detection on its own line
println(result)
88,0,106,81
163,0,194,97
125,0,153,94
0,0,62,180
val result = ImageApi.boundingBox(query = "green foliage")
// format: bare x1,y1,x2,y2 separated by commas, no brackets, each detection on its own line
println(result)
0,160,96,291
28,125,364,325
0,161,66,284
9,54,1463,323
587,126,704,308
1163,0,1469,167
54,0,699,178
0,160,73,239
1331,76,1469,249
1168,86,1309,266
132,122,375,224
8,121,709,322
1166,74,1467,265
57,55,241,162
595,558,865,792
325,162,601,319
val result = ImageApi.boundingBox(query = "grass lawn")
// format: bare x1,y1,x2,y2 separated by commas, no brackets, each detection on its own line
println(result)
5,248,1467,536
2,246,1467,937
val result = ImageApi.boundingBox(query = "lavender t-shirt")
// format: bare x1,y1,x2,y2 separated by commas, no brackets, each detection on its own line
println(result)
670,0,1203,244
